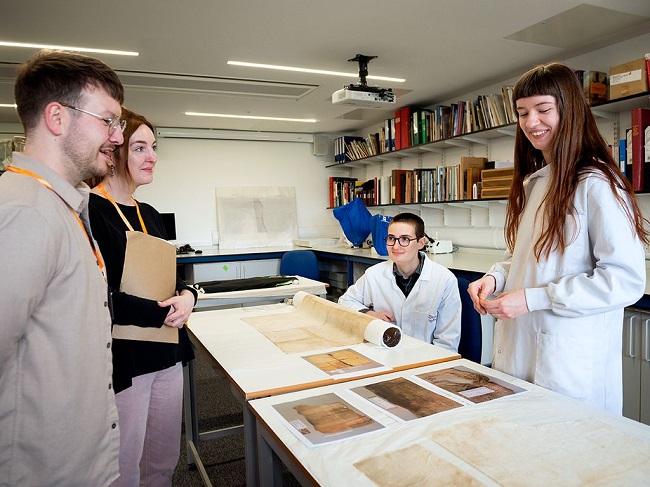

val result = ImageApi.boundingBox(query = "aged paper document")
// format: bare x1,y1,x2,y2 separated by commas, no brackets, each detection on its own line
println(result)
303,349,388,378
352,377,463,421
355,443,486,487
417,366,525,403
433,417,650,486
243,292,399,353
272,392,384,447
112,231,178,343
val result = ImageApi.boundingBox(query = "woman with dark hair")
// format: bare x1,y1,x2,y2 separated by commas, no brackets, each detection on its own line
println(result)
89,108,196,486
468,62,648,413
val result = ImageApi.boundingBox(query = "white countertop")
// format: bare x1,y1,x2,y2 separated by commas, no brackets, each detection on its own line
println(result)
180,244,650,297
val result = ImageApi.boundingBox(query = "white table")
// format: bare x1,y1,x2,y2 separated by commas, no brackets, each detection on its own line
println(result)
250,358,650,486
184,303,460,486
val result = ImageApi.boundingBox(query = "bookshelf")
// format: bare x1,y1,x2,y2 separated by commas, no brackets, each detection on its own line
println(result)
328,91,650,170
327,91,650,211
326,121,516,170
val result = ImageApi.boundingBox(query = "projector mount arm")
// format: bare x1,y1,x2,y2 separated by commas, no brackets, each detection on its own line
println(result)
345,54,391,96
349,54,377,86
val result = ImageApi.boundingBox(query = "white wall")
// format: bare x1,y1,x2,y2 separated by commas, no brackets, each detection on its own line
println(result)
134,138,344,246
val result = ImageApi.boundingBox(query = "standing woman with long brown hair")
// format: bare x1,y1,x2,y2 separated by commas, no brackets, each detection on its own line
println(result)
468,62,648,413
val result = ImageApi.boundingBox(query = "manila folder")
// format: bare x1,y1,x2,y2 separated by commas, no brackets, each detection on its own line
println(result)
112,231,178,344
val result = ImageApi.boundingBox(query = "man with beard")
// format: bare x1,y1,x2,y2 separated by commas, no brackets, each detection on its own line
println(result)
0,50,125,486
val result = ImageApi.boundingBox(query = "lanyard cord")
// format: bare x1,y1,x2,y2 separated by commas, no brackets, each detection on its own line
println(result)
96,183,148,235
6,166,107,281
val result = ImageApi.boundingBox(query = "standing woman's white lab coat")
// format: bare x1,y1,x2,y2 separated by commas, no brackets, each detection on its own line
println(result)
488,165,646,412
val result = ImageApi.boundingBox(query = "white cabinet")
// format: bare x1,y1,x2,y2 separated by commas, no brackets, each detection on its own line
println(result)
188,258,280,283
622,307,650,425
240,259,281,279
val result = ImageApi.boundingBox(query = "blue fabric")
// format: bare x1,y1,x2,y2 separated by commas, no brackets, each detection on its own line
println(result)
457,277,483,363
333,198,372,247
370,214,393,256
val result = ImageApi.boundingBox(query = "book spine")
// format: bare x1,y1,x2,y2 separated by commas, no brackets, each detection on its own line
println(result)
631,108,650,191
394,110,402,151
400,107,411,149
619,139,627,176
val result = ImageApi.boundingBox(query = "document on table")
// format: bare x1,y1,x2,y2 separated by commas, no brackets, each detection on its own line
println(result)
272,392,384,447
416,365,526,403
302,349,390,379
351,377,464,422
243,292,401,353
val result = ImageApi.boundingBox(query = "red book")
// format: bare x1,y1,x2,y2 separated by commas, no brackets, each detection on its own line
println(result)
400,107,411,149
631,108,650,191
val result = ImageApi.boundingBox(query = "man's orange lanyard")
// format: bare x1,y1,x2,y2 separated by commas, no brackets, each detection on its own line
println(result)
6,166,107,280
96,183,148,234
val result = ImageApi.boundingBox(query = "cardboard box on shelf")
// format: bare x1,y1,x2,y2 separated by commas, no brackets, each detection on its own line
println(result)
609,58,648,100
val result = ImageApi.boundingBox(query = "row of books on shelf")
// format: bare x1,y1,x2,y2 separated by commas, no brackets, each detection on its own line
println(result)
617,107,650,191
329,157,515,208
331,105,649,208
328,177,357,208
332,87,517,163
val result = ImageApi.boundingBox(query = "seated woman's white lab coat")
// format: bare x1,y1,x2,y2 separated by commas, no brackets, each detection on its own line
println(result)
338,255,461,352
488,165,646,413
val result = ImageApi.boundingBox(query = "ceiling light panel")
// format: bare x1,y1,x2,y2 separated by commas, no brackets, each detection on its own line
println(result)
185,112,317,123
0,40,138,56
227,61,405,83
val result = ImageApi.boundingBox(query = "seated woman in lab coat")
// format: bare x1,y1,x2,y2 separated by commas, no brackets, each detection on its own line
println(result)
339,212,461,352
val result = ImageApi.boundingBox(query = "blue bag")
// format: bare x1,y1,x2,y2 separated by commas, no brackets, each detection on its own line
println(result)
333,198,372,247
371,214,393,256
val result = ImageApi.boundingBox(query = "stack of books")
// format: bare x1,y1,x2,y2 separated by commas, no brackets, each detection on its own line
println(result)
480,167,514,199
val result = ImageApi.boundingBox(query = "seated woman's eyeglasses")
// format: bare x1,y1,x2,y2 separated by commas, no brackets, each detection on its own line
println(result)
385,235,418,247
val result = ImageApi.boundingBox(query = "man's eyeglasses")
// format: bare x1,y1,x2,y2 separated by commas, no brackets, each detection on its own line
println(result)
60,103,126,135
385,235,419,247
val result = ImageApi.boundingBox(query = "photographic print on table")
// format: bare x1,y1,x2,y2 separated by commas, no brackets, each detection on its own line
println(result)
302,348,389,379
417,366,527,404
351,377,464,421
272,392,384,447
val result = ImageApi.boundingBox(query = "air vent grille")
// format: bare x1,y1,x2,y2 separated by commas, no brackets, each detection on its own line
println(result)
117,70,318,100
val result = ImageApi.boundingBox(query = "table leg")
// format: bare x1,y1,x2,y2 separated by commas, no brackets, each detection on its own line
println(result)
183,360,199,465
257,418,283,487
244,403,260,486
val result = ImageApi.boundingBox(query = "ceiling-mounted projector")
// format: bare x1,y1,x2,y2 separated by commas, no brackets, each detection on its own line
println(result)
332,54,396,108
332,86,396,107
